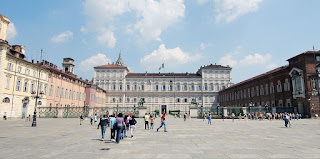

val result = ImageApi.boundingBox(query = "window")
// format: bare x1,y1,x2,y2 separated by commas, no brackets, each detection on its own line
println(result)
7,62,13,71
127,85,130,90
256,86,259,96
317,56,320,61
69,90,72,99
270,83,274,94
23,82,28,92
31,83,35,93
169,85,172,91
25,68,30,75
191,85,194,91
6,77,10,89
177,98,180,103
113,85,116,90
204,84,208,91
141,85,144,91
184,84,187,91
198,85,202,91
2,97,10,103
260,85,264,96
50,85,53,96
177,85,180,91
33,71,37,77
18,66,22,73
44,86,47,95
56,87,60,97
127,98,130,102
184,98,187,103
156,85,159,91
265,84,269,95
134,98,137,102
119,85,122,90
277,80,282,92
73,91,75,100
163,85,166,91
16,80,21,91
61,88,64,98
65,89,68,98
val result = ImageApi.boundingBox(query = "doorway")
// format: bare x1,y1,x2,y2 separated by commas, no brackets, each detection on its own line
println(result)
22,103,28,118
161,105,167,114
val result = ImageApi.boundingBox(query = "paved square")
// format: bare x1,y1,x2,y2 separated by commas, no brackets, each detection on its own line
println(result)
0,117,320,159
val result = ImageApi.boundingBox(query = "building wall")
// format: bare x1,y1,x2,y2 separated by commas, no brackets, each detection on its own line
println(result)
46,71,86,108
0,53,49,118
94,64,232,113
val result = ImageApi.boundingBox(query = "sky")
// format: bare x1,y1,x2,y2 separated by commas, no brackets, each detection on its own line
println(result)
1,0,320,84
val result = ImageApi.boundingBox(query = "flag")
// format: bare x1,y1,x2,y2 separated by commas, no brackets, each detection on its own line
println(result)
162,63,164,68
159,66,161,70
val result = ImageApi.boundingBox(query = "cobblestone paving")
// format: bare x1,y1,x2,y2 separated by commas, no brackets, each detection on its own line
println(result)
0,117,319,159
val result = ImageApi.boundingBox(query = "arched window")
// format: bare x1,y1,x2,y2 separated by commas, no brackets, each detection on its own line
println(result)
2,97,10,103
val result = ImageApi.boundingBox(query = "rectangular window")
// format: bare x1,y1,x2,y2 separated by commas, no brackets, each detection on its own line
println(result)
141,85,144,91
69,90,72,99
177,85,180,91
16,80,21,91
65,89,68,98
163,85,166,91
56,87,60,97
317,56,320,61
6,77,10,89
18,66,22,73
23,82,28,92
127,85,130,90
31,83,35,93
50,85,53,96
119,85,122,90
44,86,47,95
156,85,159,91
134,85,137,90
7,63,13,71
33,71,37,77
25,68,30,75
184,85,187,91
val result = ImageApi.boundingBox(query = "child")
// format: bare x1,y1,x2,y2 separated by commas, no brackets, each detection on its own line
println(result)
150,115,155,129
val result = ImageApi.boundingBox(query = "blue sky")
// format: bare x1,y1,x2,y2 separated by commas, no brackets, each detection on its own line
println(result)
1,0,320,83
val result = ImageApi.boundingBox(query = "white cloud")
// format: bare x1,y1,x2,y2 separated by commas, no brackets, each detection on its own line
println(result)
7,23,17,41
140,44,202,70
239,53,272,66
80,26,87,32
218,54,237,67
82,0,185,43
129,0,185,41
51,31,73,43
96,30,116,48
196,0,209,5
78,53,111,72
214,0,263,23
219,52,276,69
200,42,213,50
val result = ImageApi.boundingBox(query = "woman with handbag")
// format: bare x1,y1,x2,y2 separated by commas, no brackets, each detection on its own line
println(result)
115,113,125,144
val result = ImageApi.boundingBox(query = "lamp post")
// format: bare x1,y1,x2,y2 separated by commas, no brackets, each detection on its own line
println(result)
133,104,136,115
265,104,269,113
31,49,43,127
217,103,220,117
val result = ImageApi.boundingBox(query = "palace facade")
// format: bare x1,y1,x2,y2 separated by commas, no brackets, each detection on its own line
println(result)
219,50,320,118
93,53,232,114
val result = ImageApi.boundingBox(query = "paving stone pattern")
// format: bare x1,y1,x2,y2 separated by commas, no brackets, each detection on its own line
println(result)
0,117,319,159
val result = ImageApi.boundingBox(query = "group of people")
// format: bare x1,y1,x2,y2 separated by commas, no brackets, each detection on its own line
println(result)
144,112,167,132
96,113,137,144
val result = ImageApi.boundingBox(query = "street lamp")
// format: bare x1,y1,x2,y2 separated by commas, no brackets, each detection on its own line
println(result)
265,104,269,113
217,103,220,117
31,49,43,127
133,104,136,115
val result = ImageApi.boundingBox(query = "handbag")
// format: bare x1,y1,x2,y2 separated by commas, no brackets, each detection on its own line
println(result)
113,122,118,129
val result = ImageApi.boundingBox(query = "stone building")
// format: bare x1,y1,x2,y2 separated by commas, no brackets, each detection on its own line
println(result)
93,52,232,115
219,50,320,118
0,14,49,118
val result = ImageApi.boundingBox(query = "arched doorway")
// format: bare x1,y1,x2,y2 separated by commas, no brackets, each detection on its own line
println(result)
21,97,30,118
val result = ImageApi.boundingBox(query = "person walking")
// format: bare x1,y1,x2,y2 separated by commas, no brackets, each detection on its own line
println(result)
97,115,109,141
115,113,125,144
208,113,211,125
144,113,150,130
90,115,93,125
150,115,155,129
129,115,137,138
157,112,167,132
94,114,98,125
109,115,116,141
188,113,191,120
231,113,235,122
80,115,84,125
184,113,186,121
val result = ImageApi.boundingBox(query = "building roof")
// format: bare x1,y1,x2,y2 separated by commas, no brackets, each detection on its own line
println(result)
223,65,289,90
287,50,320,61
94,64,128,69
126,73,201,78
197,64,231,73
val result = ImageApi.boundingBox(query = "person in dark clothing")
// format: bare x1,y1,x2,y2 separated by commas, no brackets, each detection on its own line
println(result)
184,113,186,121
129,115,137,138
80,115,84,125
97,115,109,141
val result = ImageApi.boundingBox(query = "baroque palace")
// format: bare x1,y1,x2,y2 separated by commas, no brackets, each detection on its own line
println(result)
0,14,106,118
93,53,232,114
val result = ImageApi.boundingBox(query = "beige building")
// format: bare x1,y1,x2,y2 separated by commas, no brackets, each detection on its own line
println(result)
0,14,49,118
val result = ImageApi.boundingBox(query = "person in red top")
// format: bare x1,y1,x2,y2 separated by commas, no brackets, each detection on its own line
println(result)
157,112,167,132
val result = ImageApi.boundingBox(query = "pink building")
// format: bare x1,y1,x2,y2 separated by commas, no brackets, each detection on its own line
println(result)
41,58,88,108
85,83,106,108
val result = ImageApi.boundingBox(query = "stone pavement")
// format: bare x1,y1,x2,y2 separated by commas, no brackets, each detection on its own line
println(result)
0,117,319,159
